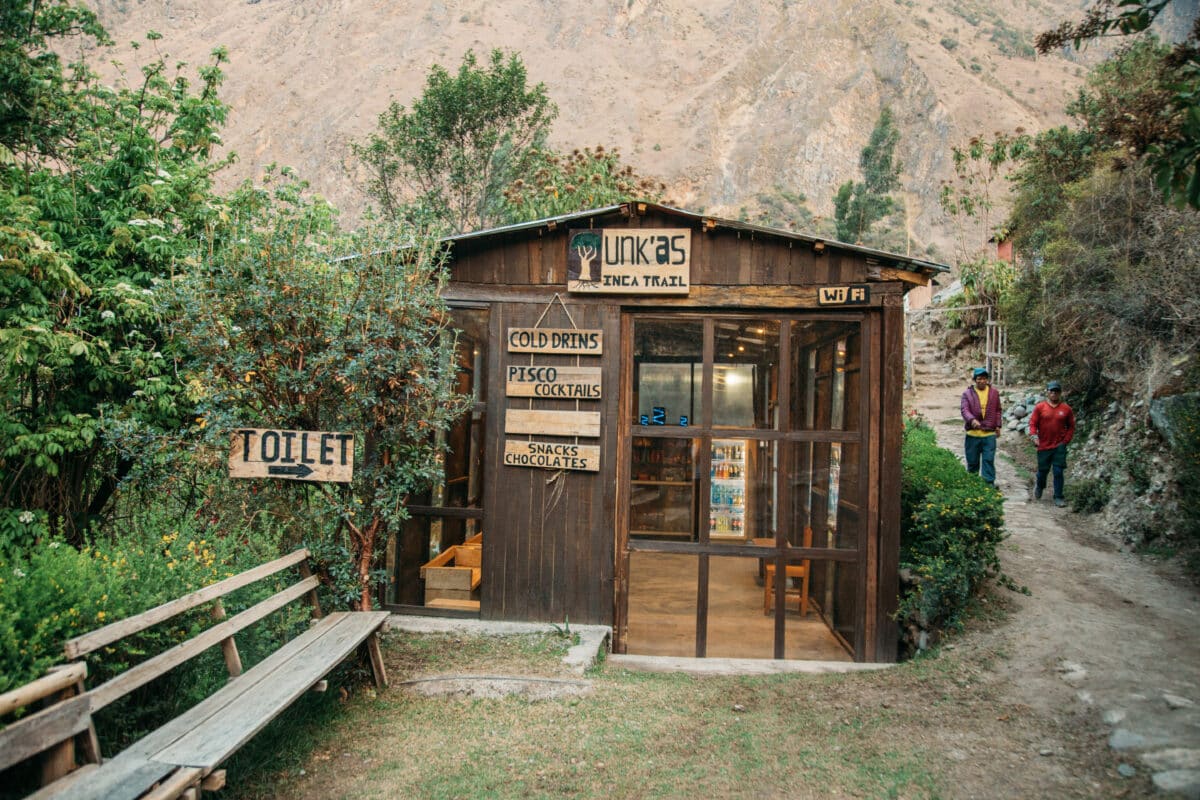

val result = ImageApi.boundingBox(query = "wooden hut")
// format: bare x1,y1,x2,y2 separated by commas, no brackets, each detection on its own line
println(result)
387,202,946,663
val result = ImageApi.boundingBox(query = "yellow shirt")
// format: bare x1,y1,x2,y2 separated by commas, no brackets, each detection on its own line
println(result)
966,386,995,437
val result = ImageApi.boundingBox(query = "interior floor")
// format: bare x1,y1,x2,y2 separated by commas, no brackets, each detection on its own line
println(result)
625,552,852,661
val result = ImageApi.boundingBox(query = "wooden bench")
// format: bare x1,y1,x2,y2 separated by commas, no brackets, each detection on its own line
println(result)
0,549,389,799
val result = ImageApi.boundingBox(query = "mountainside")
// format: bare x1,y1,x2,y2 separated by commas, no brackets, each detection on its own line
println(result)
89,0,1117,252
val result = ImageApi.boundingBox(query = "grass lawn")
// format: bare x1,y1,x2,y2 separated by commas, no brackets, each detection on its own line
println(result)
220,632,962,800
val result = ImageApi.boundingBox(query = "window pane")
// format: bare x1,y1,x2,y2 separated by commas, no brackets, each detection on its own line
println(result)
808,558,859,652
787,439,859,550
709,438,777,542
714,320,779,429
634,319,702,426
790,320,861,432
631,437,698,541
626,552,698,656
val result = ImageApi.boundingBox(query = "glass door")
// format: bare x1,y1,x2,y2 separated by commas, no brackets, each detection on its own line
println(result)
620,313,867,660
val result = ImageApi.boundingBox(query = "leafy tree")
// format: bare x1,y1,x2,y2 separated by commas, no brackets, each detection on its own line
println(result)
939,131,1032,264
0,3,230,546
497,145,666,223
1003,160,1200,395
834,107,903,244
168,170,469,609
0,0,110,158
352,49,557,234
1037,0,1200,207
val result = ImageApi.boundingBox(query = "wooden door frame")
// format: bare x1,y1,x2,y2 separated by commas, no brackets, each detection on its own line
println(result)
613,310,876,659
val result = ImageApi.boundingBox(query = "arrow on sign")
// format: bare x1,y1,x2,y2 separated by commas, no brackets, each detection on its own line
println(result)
268,464,315,478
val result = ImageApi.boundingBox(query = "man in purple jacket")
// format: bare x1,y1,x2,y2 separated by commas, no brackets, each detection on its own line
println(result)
960,367,1002,486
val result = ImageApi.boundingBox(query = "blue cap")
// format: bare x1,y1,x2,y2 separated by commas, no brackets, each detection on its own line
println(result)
1047,380,1062,391
973,367,989,378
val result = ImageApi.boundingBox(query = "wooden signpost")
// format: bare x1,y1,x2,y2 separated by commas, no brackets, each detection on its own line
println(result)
504,323,604,473
505,409,601,438
229,428,354,483
506,328,603,355
503,441,601,472
505,365,602,399
817,284,870,305
566,228,692,295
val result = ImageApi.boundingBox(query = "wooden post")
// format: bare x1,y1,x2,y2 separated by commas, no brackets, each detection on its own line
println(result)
39,684,75,785
210,600,243,678
297,559,324,619
365,633,388,689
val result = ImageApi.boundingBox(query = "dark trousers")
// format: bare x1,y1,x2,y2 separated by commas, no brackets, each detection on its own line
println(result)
1036,444,1068,499
964,434,997,484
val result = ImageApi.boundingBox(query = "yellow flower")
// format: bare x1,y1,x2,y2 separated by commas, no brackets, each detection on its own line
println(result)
97,611,106,621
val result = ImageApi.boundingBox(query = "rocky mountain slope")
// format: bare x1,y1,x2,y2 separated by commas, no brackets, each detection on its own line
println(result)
86,0,1128,250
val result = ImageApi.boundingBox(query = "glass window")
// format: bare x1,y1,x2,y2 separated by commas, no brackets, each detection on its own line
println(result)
626,552,698,657
790,321,861,432
631,437,698,541
633,319,702,426
714,320,779,429
786,439,859,550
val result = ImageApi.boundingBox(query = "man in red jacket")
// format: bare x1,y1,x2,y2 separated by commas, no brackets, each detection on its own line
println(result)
1028,380,1076,507
961,367,1002,486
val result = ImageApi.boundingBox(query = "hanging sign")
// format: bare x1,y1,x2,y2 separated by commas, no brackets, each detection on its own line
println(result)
566,228,691,295
506,328,603,355
505,409,600,438
817,285,870,306
506,365,602,399
503,440,601,472
229,428,354,482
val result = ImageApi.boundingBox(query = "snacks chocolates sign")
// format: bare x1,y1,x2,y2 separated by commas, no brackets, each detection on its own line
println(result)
566,228,691,294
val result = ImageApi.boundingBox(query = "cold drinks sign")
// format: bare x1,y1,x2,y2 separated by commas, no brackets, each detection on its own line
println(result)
229,428,354,483
566,228,691,294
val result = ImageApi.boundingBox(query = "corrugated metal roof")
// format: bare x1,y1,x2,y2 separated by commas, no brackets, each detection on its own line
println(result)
443,201,950,275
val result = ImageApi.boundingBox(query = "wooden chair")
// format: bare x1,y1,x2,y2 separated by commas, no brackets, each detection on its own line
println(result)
763,526,813,616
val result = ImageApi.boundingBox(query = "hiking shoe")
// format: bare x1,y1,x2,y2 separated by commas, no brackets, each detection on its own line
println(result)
1034,487,1043,500
1054,497,1066,508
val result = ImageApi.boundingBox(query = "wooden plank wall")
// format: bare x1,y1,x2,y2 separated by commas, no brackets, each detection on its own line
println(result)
446,210,876,290
481,299,619,625
446,208,907,657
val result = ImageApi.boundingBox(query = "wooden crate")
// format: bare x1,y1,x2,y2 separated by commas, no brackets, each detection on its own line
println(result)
421,544,482,605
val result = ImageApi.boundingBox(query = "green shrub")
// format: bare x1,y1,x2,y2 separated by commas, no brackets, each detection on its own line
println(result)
0,511,303,753
1068,476,1111,513
1117,444,1151,496
898,416,1007,656
1165,400,1200,551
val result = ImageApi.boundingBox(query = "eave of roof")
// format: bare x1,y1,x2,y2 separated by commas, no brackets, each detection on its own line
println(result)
442,201,950,276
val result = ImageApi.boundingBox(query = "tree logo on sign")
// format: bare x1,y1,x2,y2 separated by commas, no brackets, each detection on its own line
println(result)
567,230,602,283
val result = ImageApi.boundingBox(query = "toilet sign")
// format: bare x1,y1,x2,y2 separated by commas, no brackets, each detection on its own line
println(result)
229,428,354,483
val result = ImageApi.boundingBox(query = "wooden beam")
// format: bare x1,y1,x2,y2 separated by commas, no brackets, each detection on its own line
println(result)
866,265,930,286
0,694,91,773
201,769,227,791
140,767,204,800
86,577,319,712
211,600,243,678
366,633,389,689
0,662,86,717
64,550,311,659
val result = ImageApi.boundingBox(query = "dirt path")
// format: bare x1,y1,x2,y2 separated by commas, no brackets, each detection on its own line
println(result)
908,359,1200,798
